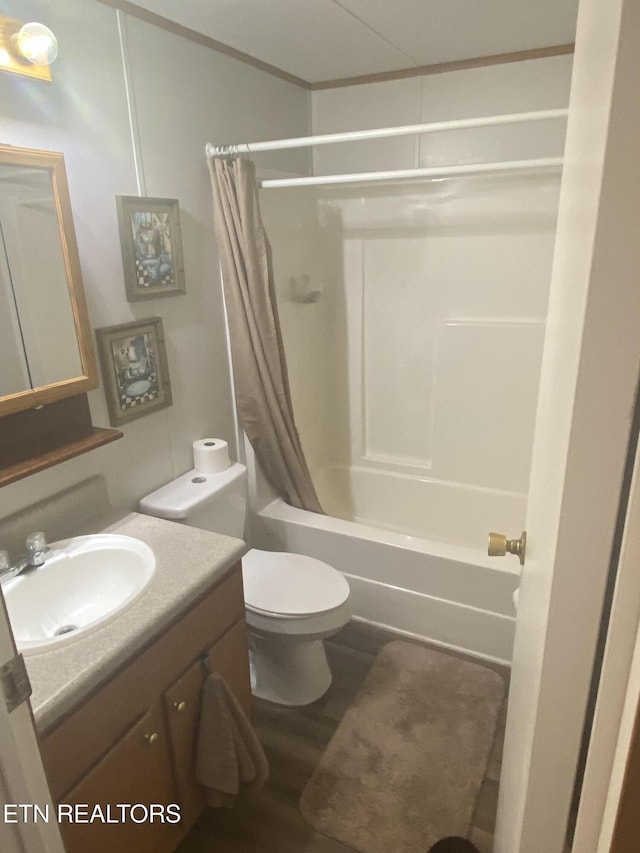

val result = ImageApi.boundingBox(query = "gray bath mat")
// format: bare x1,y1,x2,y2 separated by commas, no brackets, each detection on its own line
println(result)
300,641,505,853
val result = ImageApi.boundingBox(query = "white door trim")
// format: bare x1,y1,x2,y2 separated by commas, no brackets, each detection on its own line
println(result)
494,0,640,849
595,612,640,850
0,592,64,853
572,418,640,850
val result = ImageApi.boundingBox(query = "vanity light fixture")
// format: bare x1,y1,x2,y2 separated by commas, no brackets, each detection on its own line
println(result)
0,16,58,82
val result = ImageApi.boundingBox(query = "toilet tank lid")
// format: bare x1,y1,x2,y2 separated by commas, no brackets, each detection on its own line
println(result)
138,463,247,520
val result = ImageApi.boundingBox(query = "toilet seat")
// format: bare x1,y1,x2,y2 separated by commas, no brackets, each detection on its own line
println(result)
242,548,350,619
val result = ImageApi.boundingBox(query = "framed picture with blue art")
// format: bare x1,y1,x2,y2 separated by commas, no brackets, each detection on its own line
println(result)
116,195,186,301
95,317,173,426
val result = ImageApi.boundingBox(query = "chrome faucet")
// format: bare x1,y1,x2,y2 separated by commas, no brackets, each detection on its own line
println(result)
0,532,52,585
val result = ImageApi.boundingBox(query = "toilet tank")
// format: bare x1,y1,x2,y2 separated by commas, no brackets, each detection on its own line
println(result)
138,462,248,539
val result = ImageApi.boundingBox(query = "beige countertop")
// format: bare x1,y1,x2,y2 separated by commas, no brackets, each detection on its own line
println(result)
24,511,247,734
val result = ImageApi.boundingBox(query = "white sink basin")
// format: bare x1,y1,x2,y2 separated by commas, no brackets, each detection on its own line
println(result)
3,534,156,655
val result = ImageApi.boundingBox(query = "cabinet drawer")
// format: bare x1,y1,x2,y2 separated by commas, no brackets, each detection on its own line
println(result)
60,704,177,853
41,563,244,800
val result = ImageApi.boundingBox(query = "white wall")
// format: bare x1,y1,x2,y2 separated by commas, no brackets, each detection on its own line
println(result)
312,57,572,175
0,0,309,519
267,57,571,525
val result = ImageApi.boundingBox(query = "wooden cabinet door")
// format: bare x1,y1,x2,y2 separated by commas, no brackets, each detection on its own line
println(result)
163,659,207,831
205,616,252,718
163,617,252,833
60,704,178,853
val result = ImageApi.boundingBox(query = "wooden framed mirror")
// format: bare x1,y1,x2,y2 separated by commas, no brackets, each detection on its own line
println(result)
0,144,98,415
0,145,121,486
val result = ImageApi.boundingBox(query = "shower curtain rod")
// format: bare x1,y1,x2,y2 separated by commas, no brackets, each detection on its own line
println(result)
205,108,568,158
259,157,563,189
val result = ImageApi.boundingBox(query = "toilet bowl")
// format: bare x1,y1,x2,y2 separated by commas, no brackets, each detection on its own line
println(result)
242,548,352,705
138,462,352,707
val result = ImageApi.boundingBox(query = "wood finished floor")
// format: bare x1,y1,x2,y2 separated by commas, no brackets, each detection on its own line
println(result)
176,621,509,853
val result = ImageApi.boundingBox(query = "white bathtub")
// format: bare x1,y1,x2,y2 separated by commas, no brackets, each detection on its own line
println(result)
254,464,522,665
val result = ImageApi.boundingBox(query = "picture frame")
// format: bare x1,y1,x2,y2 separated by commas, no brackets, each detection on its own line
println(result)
95,317,173,426
116,195,186,301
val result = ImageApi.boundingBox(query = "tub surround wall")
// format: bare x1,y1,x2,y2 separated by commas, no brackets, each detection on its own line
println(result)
312,464,526,548
0,0,309,518
265,55,571,508
282,178,561,503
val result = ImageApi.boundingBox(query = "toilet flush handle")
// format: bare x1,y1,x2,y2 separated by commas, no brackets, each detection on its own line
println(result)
488,531,526,566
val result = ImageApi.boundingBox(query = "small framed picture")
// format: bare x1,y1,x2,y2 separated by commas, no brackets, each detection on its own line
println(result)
95,317,173,426
116,195,186,301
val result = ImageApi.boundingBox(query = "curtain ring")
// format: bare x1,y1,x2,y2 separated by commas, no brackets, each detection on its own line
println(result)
209,144,237,159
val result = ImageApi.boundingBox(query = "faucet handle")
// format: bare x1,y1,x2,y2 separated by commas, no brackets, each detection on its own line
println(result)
26,532,47,567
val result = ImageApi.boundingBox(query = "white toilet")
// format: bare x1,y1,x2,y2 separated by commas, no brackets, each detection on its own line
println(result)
139,463,351,706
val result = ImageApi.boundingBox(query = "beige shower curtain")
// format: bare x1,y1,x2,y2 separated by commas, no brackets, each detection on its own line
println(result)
207,156,322,513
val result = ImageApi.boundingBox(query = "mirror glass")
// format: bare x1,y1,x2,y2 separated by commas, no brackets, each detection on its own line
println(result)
0,162,83,397
0,145,97,417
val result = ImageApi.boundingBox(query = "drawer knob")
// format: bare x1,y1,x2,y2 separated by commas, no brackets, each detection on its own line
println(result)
173,700,187,713
144,732,160,745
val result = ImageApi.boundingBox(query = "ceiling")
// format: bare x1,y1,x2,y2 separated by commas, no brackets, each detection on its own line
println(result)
126,0,580,85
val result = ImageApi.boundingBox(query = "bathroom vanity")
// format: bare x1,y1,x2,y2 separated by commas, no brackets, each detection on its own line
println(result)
21,510,250,853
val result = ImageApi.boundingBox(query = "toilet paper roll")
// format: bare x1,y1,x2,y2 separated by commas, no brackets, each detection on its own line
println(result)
193,438,231,474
